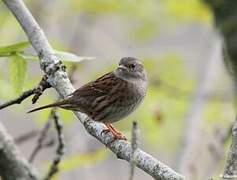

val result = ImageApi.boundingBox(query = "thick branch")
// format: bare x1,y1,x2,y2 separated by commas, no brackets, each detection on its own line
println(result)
0,122,37,180
3,0,184,179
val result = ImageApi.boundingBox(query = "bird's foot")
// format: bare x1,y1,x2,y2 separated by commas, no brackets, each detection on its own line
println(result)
101,123,126,145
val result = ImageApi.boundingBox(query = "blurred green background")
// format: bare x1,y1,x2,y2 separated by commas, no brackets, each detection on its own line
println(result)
0,0,235,179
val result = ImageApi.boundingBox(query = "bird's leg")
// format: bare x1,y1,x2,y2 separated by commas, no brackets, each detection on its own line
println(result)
101,123,126,140
107,124,122,135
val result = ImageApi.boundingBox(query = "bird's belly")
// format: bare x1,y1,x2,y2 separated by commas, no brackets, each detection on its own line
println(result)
92,82,146,123
102,97,142,123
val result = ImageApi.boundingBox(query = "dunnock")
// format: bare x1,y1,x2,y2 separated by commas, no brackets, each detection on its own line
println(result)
28,57,147,140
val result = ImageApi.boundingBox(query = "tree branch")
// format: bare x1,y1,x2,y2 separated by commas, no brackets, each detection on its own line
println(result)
44,109,65,180
0,89,34,110
129,121,139,180
223,118,237,179
31,75,51,104
0,121,37,179
29,114,53,163
3,0,184,179
0,75,51,110
14,130,38,145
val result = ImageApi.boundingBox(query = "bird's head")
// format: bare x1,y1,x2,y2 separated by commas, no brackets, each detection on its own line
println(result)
114,57,147,82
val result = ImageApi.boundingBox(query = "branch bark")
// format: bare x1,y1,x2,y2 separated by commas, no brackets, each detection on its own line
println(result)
3,0,184,179
0,122,37,180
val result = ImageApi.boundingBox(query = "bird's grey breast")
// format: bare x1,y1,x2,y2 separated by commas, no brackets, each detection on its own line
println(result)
104,79,147,123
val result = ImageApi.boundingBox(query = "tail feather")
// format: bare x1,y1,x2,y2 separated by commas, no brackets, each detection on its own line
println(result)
27,101,67,113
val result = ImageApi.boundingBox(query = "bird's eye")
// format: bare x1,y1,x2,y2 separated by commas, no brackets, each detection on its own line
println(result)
129,64,136,69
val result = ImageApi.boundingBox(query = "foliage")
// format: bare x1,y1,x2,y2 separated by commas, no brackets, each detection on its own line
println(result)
54,50,95,62
0,41,30,57
9,54,27,94
0,42,93,95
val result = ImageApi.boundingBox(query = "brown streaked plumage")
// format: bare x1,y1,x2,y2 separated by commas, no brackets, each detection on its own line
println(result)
28,57,147,140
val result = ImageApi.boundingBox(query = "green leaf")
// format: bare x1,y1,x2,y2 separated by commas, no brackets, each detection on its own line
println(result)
20,54,38,61
55,50,95,62
0,41,30,57
9,54,27,94
21,50,95,62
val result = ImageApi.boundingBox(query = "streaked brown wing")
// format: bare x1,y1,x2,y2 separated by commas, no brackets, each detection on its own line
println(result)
69,72,118,97
63,72,125,117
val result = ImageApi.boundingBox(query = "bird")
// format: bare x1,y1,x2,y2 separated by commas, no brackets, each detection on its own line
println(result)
28,57,147,140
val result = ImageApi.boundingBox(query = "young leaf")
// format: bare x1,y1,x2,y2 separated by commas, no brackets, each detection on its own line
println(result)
20,54,38,61
9,54,27,94
54,50,95,62
0,41,30,57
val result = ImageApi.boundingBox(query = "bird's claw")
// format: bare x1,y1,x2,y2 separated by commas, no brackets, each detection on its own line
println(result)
101,126,126,147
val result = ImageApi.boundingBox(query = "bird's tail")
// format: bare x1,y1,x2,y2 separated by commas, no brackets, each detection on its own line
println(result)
27,100,68,113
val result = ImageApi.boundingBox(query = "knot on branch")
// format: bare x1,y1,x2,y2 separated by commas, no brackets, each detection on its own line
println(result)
39,50,66,76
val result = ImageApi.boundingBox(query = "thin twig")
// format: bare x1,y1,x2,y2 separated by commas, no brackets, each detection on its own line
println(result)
14,130,39,145
44,109,65,180
129,121,139,180
29,115,52,163
31,75,51,104
0,89,34,110
0,75,51,110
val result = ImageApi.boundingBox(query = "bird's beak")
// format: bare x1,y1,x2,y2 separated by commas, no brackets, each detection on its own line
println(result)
118,65,127,71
